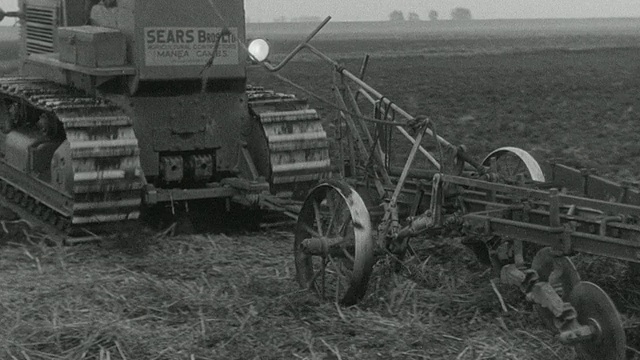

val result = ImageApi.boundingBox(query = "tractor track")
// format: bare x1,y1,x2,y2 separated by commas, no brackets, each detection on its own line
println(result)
0,79,331,243
0,77,143,243
247,85,330,194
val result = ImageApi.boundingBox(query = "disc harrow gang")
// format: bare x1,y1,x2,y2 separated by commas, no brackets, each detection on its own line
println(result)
253,18,640,359
0,77,143,242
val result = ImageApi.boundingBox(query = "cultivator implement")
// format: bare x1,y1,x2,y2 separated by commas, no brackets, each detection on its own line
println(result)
253,17,638,359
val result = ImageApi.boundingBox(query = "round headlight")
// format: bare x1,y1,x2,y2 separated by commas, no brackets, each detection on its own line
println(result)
248,38,270,62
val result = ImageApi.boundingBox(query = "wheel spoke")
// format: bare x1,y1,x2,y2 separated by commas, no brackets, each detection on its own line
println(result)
509,156,526,179
493,153,532,183
502,155,515,178
312,199,324,237
326,190,345,236
328,254,354,304
334,262,341,303
342,247,355,263
308,260,325,293
321,257,326,298
326,202,339,237
300,222,321,239
508,155,519,177
328,255,344,303
337,217,353,240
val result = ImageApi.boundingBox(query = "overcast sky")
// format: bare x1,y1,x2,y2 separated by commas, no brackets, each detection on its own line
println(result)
2,0,640,25
245,0,640,22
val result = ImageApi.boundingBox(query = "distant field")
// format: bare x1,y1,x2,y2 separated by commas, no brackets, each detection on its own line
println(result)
3,18,640,60
0,25,18,41
247,18,640,40
0,40,18,59
0,26,19,73
248,18,640,62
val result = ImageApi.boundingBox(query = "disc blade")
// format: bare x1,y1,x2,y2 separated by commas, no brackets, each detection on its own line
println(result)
569,281,626,360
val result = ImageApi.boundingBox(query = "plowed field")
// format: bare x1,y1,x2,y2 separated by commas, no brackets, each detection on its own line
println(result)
1,21,640,359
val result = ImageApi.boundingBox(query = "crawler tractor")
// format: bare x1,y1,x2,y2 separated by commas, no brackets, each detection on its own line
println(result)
0,0,330,240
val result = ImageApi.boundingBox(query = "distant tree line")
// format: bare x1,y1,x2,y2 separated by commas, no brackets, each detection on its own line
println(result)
389,10,421,21
388,10,404,21
451,7,472,20
388,8,472,21
272,16,322,23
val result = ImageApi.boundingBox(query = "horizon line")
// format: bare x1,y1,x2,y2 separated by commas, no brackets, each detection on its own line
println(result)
1,16,639,27
247,16,640,24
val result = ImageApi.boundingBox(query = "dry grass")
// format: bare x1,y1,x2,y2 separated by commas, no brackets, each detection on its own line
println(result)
0,228,582,360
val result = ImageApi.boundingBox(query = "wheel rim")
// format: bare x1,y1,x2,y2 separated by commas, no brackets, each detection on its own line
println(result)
482,147,545,183
294,180,374,306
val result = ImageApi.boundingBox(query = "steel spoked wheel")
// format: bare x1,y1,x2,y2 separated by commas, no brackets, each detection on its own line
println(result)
482,147,545,184
294,180,374,306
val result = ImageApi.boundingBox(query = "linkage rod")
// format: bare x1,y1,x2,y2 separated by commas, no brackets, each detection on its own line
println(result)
260,16,454,153
260,16,332,72
357,85,441,169
304,44,454,151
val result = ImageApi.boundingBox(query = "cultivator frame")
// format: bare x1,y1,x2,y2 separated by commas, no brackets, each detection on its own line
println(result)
254,17,639,359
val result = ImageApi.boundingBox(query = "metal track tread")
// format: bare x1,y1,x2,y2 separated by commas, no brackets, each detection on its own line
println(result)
247,85,331,190
0,180,70,244
0,77,143,239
